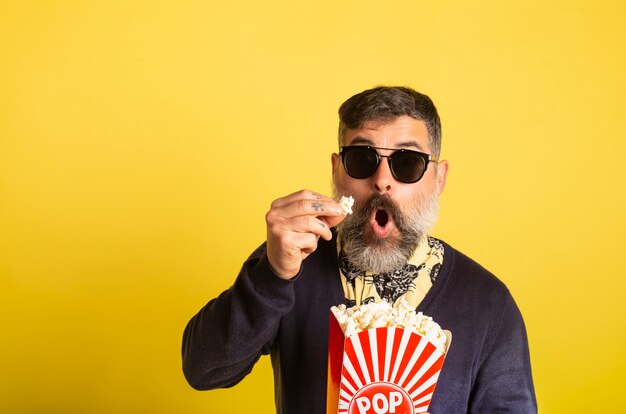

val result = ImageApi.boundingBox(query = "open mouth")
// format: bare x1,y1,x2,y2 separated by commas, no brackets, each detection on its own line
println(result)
375,209,389,227
370,208,393,238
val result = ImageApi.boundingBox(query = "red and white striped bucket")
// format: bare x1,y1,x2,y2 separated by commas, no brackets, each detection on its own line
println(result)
327,313,451,414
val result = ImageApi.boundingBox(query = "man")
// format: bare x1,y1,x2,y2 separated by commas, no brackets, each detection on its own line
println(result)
182,86,537,413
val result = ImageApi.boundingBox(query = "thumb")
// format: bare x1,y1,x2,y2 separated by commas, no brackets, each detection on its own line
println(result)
322,213,347,228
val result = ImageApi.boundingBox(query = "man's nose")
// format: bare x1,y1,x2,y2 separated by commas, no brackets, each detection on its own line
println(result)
372,156,393,193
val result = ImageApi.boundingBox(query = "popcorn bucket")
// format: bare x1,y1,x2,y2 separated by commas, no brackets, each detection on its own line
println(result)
327,312,451,414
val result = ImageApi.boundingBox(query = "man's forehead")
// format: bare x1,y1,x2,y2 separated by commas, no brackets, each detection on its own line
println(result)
344,116,430,151
357,118,400,130
352,115,426,130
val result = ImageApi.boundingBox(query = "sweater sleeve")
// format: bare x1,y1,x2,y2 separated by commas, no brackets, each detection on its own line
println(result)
181,244,297,390
469,294,537,413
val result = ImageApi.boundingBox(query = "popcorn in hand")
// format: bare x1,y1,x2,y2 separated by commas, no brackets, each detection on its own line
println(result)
339,195,354,215
331,298,448,354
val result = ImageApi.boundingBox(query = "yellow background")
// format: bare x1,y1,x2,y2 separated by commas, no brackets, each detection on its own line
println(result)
1,1,625,412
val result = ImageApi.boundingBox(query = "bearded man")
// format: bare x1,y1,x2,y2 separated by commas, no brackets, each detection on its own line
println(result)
182,86,537,413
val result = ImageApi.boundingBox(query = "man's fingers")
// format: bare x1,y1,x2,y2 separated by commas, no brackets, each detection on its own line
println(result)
322,213,348,229
266,232,320,278
265,189,350,279
268,215,333,241
270,189,336,210
293,215,334,241
295,233,320,255
271,231,320,257
270,198,344,222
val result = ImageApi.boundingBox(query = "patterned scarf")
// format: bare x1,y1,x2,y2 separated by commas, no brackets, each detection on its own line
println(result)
337,236,444,308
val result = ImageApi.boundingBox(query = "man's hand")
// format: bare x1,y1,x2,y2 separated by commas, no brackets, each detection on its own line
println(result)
265,190,347,279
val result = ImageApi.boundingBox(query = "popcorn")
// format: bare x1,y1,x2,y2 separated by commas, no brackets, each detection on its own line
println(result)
339,195,354,215
331,298,448,354
327,300,452,413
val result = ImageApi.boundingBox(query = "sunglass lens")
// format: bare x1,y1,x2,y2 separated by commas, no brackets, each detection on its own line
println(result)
344,148,378,179
390,151,426,183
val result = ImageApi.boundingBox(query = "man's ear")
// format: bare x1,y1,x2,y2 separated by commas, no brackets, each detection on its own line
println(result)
436,160,449,195
331,153,340,174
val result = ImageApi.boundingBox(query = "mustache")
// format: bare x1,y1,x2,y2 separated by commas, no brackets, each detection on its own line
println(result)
337,193,422,273
349,194,407,229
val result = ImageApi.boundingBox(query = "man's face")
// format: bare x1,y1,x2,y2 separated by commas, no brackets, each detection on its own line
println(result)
332,115,448,273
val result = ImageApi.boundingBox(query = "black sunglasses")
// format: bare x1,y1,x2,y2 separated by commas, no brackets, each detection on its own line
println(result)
339,145,438,184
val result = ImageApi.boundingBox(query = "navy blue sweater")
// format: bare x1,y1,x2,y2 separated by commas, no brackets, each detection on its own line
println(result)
182,237,537,413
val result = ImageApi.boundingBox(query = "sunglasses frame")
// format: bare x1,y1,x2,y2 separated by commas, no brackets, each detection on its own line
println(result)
339,145,439,184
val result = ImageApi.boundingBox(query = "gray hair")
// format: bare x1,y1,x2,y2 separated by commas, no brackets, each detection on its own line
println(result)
338,86,442,157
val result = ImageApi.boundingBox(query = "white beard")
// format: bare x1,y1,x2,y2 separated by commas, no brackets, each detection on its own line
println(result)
333,180,440,274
